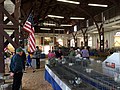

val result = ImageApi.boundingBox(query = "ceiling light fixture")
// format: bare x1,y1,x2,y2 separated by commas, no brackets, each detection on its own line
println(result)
55,29,64,30
48,15,64,19
112,25,120,28
70,17,85,20
88,3,108,7
43,23,56,26
40,28,51,30
92,31,98,33
60,24,72,26
57,0,80,5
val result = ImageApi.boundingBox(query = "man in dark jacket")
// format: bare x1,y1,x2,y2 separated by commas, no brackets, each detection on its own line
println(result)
21,50,26,71
10,47,24,90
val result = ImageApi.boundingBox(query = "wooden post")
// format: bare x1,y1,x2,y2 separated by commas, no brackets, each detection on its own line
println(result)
81,28,88,47
95,13,104,51
84,33,88,46
14,0,21,47
0,3,5,73
99,28,104,51
71,32,77,47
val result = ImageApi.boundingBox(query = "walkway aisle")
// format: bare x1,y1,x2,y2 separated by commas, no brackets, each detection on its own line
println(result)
22,60,53,90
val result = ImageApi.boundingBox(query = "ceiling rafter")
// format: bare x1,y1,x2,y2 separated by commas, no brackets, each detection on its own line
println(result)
107,0,118,5
35,0,44,15
8,0,120,34
0,0,4,3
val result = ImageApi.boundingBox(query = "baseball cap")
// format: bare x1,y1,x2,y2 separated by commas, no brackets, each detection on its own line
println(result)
16,48,23,52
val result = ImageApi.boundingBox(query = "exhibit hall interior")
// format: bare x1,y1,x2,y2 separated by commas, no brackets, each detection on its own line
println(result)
0,0,120,90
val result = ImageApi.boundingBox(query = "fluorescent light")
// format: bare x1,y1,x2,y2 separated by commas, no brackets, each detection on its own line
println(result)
55,29,64,30
88,3,108,7
70,17,85,20
48,15,64,19
112,25,120,28
60,24,72,26
40,28,51,30
43,23,56,26
57,0,80,4
92,31,98,33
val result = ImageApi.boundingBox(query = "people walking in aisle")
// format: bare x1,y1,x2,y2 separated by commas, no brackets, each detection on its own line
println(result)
33,46,41,69
10,47,24,90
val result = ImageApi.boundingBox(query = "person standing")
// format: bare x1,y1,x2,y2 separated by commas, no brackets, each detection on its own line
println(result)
55,49,63,59
21,50,26,72
81,46,89,59
75,50,81,58
33,46,41,69
10,47,24,90
48,50,55,60
69,47,76,57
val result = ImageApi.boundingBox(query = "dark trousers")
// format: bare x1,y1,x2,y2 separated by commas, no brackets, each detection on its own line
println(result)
12,72,23,90
36,58,40,69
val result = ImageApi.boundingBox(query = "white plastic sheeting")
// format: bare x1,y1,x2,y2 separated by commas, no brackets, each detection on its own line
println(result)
102,52,120,77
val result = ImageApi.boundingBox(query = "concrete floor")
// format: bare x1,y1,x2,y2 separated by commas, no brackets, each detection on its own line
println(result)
22,60,53,90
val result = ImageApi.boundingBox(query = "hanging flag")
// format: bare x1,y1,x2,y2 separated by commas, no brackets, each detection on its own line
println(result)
23,13,36,53
4,47,8,52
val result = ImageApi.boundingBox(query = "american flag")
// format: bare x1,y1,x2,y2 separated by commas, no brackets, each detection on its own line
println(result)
4,47,8,52
23,14,36,52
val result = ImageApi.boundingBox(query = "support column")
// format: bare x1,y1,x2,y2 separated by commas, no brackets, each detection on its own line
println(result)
84,33,88,46
99,28,104,51
0,3,5,73
71,32,77,47
67,39,70,47
75,38,77,47
95,13,104,51
81,28,88,47
14,0,21,47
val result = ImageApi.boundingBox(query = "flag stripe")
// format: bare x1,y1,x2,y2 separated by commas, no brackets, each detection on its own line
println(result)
4,47,8,52
30,35,35,47
29,36,36,52
30,33,35,42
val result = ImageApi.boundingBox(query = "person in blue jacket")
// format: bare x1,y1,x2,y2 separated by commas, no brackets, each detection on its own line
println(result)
10,47,24,90
26,52,35,72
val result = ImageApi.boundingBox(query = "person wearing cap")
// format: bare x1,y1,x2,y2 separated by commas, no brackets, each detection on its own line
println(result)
10,47,24,90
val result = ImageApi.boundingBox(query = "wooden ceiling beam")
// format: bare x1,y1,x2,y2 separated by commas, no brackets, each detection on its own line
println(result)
35,0,45,15
4,31,15,48
107,0,118,5
4,13,14,24
36,25,64,29
38,0,56,19
3,25,18,29
0,5,19,25
0,0,4,4
2,30,18,48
